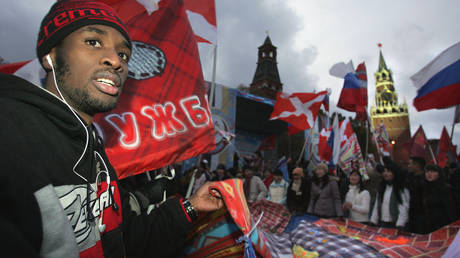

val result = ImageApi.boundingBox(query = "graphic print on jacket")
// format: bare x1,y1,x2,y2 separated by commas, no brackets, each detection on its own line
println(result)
35,153,123,257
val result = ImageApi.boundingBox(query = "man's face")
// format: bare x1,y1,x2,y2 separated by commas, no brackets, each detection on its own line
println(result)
50,25,131,119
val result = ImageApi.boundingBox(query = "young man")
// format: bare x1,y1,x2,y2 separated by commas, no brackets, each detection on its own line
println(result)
0,1,222,257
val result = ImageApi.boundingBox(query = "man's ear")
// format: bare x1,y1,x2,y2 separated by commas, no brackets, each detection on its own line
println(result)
41,49,56,71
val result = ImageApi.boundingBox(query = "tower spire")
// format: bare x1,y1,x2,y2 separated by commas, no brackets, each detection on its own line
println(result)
249,34,283,100
377,43,388,71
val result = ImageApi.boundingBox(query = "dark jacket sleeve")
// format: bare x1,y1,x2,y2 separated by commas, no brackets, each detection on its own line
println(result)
120,187,192,258
442,186,456,224
330,180,344,217
0,106,44,257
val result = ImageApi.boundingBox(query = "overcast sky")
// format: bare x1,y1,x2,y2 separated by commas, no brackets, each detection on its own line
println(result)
1,0,459,152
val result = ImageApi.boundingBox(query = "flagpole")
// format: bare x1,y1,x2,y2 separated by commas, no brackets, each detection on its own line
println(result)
364,110,370,162
428,143,437,165
453,105,460,141
297,118,317,166
209,44,218,107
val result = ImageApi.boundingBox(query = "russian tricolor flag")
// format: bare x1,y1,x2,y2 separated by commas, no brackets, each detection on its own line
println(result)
336,62,368,113
411,41,460,111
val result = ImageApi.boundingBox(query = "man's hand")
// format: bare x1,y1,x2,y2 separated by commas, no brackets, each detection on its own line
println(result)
189,182,224,213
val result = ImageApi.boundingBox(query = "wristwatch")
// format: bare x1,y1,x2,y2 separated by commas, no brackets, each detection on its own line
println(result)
182,198,198,221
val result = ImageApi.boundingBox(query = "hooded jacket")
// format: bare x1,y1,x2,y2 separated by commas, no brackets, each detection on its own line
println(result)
0,74,191,258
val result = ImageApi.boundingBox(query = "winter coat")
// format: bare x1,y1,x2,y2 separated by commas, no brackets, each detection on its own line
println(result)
422,181,456,233
286,178,311,214
243,176,267,202
308,177,344,218
407,173,426,233
370,184,410,227
344,185,371,222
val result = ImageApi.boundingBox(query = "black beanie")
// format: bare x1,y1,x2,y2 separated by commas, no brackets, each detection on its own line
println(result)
37,0,131,65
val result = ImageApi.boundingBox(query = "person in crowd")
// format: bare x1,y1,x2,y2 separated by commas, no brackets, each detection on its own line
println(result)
267,169,289,205
447,162,458,181
370,160,410,230
421,164,456,233
364,159,383,206
406,156,426,233
337,167,350,202
343,170,371,223
250,151,264,177
192,162,208,194
0,1,223,257
286,167,311,215
235,168,244,179
243,166,268,203
201,159,214,181
449,163,460,219
262,168,274,188
307,163,344,218
212,163,230,181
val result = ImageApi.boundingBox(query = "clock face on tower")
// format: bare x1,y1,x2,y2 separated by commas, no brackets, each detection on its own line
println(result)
382,90,393,102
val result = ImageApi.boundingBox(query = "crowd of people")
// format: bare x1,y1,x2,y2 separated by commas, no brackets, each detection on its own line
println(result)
153,152,459,235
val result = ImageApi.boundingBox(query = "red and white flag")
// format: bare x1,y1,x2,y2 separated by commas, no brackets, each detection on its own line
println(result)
269,91,329,131
184,0,217,45
339,118,354,149
373,123,390,156
318,127,333,162
338,121,367,178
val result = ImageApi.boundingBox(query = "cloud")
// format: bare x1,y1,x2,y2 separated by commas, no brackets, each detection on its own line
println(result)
0,0,54,62
203,0,318,94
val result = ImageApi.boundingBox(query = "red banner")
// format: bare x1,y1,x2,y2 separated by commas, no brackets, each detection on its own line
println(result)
95,0,215,179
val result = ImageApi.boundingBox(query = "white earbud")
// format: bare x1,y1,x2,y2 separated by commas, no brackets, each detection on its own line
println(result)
45,54,53,68
98,218,106,233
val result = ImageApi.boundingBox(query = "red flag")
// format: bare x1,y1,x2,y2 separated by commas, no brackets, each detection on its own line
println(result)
0,61,30,74
257,135,276,151
270,91,328,130
93,0,215,179
337,62,368,113
407,125,428,158
318,127,333,162
184,0,217,45
436,126,453,167
287,124,303,135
